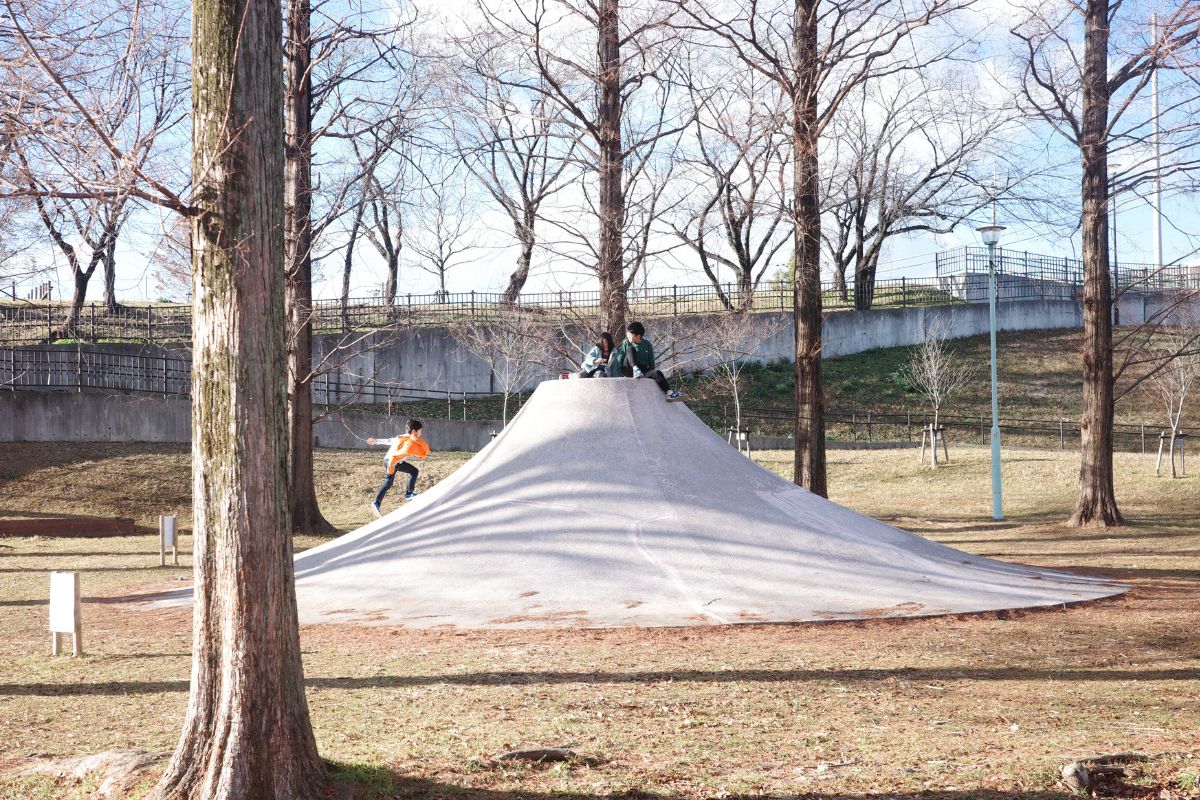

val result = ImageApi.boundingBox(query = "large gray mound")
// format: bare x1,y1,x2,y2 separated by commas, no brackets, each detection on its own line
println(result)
287,377,1125,628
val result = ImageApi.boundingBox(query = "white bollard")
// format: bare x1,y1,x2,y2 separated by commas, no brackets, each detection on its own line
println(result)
49,571,82,657
159,514,178,566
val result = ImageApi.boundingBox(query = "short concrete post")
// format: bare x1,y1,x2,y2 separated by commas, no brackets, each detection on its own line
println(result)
159,514,178,566
49,571,82,657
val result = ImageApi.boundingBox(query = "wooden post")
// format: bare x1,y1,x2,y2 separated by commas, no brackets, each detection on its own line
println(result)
1141,424,1146,455
49,571,82,657
866,411,873,443
1155,432,1166,477
159,514,178,566
940,426,950,463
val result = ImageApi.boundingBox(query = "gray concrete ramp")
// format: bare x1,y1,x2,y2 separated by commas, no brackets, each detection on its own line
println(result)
290,378,1125,628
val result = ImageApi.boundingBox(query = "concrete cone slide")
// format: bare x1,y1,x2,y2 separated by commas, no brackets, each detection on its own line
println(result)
283,378,1125,628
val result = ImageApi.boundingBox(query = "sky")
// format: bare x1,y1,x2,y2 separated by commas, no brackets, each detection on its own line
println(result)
6,0,1199,304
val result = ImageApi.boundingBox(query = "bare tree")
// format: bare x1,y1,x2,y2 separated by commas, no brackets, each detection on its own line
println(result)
475,0,688,334
408,164,481,297
700,310,785,433
672,69,791,310
1144,325,1199,478
149,216,192,302
903,317,975,467
1012,0,1200,526
3,0,188,333
152,0,325,795
452,313,553,424
283,0,418,536
449,41,580,304
821,72,1010,309
674,0,978,496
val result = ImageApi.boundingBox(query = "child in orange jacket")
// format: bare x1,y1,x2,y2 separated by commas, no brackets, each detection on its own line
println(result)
368,418,430,517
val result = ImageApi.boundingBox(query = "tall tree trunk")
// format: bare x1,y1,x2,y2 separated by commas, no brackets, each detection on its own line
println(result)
853,255,877,311
340,205,364,332
152,0,325,795
502,220,536,305
383,247,399,307
56,268,90,341
791,0,827,497
1069,0,1123,528
284,0,335,537
103,236,119,312
739,269,754,311
597,0,626,335
834,263,848,302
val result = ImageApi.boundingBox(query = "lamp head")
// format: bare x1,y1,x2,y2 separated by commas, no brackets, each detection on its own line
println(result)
977,224,1005,246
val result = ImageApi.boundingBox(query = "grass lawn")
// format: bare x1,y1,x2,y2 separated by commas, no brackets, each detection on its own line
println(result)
0,443,1198,799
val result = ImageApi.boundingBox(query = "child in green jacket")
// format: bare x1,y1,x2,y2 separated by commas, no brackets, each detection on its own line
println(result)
610,321,680,400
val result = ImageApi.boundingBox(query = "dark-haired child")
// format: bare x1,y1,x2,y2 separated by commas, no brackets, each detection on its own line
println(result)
367,418,430,517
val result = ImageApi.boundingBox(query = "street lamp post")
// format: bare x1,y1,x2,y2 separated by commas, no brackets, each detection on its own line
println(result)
978,224,1006,521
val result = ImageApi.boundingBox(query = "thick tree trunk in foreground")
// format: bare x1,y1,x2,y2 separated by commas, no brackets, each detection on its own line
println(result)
1069,0,1123,528
152,0,325,795
791,0,827,497
597,0,627,336
285,0,335,536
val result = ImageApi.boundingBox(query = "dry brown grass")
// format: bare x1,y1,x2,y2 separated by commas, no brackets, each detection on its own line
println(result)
1,443,1198,800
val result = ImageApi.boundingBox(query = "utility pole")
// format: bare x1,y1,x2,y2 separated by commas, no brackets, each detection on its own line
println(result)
1151,12,1163,271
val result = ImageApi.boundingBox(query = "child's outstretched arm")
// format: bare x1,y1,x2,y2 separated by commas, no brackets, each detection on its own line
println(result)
366,437,398,446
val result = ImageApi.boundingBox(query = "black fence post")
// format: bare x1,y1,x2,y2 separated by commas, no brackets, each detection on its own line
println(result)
673,285,678,316
47,304,52,342
471,290,476,317
163,355,169,396
901,276,907,308
147,306,153,343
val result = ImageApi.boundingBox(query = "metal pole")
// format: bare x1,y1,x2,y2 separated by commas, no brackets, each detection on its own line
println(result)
987,240,1004,520
1151,13,1163,272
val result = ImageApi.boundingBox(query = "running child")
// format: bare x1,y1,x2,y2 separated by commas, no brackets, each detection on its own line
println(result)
367,419,430,517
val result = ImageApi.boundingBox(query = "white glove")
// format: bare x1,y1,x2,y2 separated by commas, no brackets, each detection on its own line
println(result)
633,367,643,378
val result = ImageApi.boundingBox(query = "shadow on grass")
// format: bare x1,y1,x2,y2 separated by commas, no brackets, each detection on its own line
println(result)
5,662,1199,698
327,761,1081,800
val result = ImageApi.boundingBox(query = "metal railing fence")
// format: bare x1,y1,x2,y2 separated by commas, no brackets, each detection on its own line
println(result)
4,347,1190,455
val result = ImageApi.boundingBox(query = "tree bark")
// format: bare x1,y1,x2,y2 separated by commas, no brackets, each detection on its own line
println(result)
597,0,627,335
284,0,336,537
103,236,120,312
502,217,536,305
1069,0,1124,528
152,0,325,795
791,0,827,497
853,253,878,311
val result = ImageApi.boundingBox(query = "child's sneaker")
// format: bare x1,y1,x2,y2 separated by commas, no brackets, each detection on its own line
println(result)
665,389,682,401
370,502,382,518
404,491,420,500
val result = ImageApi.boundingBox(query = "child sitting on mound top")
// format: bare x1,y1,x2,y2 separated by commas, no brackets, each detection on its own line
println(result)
367,418,430,517
610,321,681,400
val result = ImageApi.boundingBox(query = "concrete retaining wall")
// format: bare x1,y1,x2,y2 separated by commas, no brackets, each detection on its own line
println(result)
0,392,501,452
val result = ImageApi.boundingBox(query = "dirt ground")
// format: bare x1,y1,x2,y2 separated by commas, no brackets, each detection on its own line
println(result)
0,443,1197,799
